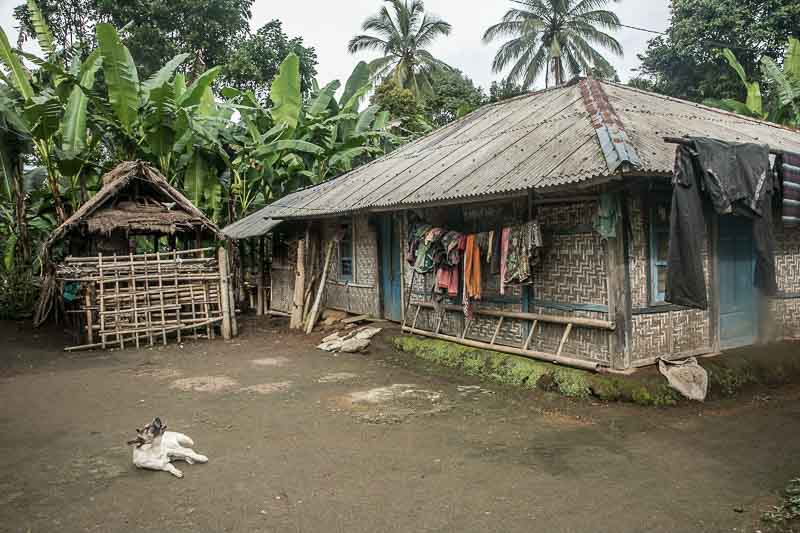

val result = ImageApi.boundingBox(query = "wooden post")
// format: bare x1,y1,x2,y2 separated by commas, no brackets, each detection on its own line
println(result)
290,239,306,329
228,243,239,337
606,191,631,370
84,290,94,345
238,240,247,309
305,240,335,334
256,237,265,316
218,247,233,339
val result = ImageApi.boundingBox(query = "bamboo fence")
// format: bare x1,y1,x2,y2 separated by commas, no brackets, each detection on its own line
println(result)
57,247,235,351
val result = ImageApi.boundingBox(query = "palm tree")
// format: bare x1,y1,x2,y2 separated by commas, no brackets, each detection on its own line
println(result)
483,0,623,89
348,0,452,100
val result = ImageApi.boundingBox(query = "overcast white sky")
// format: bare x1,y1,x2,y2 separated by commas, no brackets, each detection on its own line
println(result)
0,0,672,91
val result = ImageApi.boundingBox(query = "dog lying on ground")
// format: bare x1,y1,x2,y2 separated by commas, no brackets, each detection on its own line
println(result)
127,417,208,478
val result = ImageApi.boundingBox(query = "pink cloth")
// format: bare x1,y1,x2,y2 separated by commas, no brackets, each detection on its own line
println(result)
500,227,511,295
436,267,459,298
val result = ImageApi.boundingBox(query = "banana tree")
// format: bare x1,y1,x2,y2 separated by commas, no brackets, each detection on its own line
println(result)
704,38,800,128
220,56,397,220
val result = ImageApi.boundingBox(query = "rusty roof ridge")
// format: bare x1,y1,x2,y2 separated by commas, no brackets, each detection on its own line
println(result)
580,78,642,173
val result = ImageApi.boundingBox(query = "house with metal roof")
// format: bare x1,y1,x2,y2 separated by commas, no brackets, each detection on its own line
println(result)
223,77,800,371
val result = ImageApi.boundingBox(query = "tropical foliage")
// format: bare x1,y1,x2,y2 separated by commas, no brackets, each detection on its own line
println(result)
348,0,452,101
13,0,255,78
636,0,800,102
223,19,318,106
482,0,623,89
704,38,800,128
0,4,397,284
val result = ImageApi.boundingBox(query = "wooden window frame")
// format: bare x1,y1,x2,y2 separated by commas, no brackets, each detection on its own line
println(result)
648,198,671,305
338,220,354,283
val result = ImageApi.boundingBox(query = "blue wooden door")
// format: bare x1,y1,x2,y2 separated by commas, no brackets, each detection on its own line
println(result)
718,215,757,349
378,216,402,321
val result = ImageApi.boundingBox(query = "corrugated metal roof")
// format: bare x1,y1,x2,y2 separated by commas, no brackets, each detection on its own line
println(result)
222,216,282,239
223,78,800,238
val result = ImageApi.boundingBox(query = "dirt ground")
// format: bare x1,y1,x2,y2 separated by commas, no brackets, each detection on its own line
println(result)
1,317,799,533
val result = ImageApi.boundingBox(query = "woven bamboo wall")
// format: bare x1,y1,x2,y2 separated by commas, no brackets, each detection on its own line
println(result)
771,223,800,339
269,237,296,314
322,215,380,316
628,196,711,363
405,200,612,365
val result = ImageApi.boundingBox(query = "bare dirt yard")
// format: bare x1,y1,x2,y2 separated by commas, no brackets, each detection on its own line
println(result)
1,317,799,532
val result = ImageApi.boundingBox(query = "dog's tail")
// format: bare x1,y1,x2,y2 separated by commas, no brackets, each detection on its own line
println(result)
176,433,194,447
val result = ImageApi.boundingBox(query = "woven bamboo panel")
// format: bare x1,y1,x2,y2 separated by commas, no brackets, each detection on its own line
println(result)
775,224,800,293
533,233,607,304
320,215,381,315
628,197,649,309
270,268,294,313
770,298,800,339
631,309,710,362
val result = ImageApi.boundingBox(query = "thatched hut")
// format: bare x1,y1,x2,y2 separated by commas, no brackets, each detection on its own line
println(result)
41,160,223,258
35,161,236,349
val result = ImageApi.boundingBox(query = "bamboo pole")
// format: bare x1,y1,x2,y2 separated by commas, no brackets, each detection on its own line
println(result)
64,247,214,263
66,317,223,352
412,302,615,330
257,237,265,315
228,244,238,337
98,253,106,349
304,240,334,334
403,325,601,372
218,247,233,339
84,290,94,345
290,239,306,329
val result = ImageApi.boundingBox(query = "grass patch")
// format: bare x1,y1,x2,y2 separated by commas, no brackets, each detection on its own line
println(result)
392,335,679,406
762,478,800,532
393,335,800,406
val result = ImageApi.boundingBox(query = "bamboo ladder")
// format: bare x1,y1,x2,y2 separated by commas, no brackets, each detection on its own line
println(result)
402,301,614,371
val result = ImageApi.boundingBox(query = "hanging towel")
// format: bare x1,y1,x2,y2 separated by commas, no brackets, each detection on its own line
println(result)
490,228,502,274
464,234,482,300
500,227,510,295
594,192,618,239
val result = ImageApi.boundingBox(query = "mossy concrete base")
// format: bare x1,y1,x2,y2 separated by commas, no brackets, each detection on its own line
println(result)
392,335,800,406
392,335,679,406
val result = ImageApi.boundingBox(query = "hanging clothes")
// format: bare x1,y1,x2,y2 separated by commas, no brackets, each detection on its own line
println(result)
464,234,482,300
666,139,777,309
413,227,444,274
778,151,800,225
594,192,618,239
490,228,502,275
500,227,511,295
504,225,531,284
441,230,463,266
436,266,459,298
406,223,431,266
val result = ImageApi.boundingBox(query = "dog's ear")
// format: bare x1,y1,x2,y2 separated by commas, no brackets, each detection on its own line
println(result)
152,417,163,429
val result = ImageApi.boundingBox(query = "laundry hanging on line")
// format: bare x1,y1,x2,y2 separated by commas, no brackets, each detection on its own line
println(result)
666,137,778,310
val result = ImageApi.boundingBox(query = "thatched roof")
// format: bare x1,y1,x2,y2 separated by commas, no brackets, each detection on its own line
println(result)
43,161,224,254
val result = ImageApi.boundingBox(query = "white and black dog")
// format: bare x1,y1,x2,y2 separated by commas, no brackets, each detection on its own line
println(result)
127,417,208,478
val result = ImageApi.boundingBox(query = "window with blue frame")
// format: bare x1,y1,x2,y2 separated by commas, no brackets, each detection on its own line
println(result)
339,222,354,282
649,201,671,304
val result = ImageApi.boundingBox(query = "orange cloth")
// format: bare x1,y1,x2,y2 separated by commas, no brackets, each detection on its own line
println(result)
464,234,481,300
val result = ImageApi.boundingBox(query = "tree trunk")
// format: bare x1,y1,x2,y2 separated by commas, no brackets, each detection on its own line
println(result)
12,157,30,264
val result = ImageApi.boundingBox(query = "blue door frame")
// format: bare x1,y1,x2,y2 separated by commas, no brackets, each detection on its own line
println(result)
718,215,758,349
378,216,402,321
